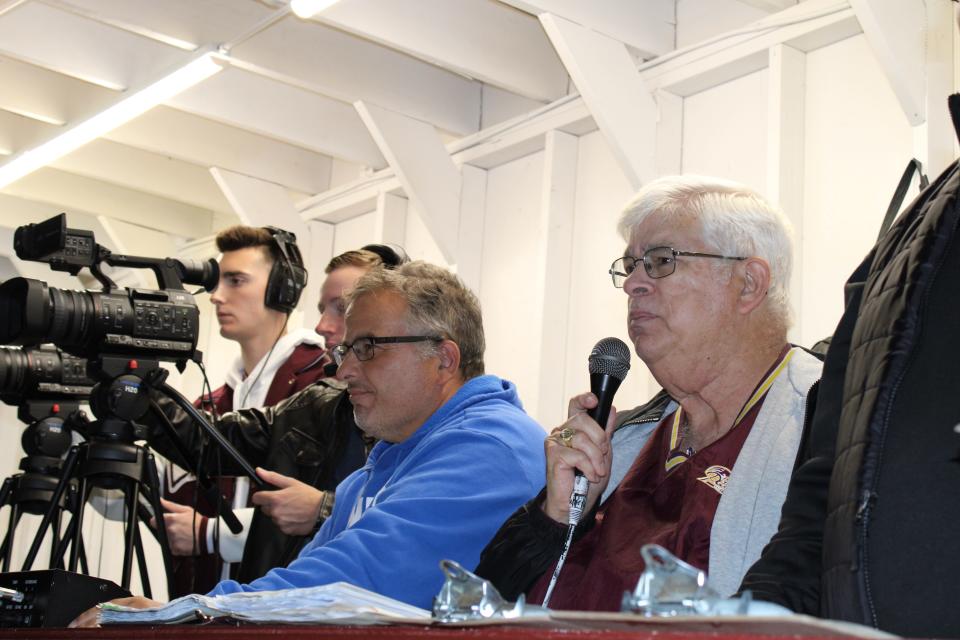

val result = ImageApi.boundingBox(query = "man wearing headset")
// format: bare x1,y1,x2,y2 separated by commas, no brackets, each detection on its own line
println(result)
160,225,329,597
157,240,406,592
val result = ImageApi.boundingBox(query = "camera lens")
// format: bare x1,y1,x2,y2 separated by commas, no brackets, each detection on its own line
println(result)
48,288,94,346
0,347,28,395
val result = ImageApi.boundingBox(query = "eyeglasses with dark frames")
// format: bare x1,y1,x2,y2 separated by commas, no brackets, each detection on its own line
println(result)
608,247,748,287
332,335,444,366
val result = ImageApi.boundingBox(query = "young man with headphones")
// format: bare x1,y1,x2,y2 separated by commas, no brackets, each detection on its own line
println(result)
161,225,327,597
159,240,407,596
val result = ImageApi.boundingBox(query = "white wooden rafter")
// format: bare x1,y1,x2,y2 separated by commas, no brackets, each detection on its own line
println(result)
540,13,658,190
848,0,925,126
496,0,675,59
301,0,864,223
354,101,462,264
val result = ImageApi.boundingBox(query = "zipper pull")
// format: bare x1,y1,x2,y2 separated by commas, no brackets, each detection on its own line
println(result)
855,489,875,522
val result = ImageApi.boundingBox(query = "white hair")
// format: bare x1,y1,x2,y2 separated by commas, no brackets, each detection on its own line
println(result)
617,175,794,328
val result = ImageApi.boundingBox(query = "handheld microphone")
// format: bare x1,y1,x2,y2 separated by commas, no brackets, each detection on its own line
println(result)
569,337,631,523
543,337,630,607
587,337,632,428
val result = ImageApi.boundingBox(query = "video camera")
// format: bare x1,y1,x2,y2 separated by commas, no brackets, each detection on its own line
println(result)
0,213,218,364
0,345,94,456
0,345,93,404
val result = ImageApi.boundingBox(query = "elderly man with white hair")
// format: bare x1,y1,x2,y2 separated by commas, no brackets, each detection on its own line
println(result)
476,174,823,611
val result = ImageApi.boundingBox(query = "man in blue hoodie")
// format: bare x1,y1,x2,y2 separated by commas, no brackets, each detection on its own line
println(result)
73,261,545,625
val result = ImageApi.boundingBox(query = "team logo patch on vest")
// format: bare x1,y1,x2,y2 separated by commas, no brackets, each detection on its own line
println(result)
697,465,731,495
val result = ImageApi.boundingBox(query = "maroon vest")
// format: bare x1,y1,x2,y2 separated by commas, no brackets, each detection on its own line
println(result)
528,346,792,611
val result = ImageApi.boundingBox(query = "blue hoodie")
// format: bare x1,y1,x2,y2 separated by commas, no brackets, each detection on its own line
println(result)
209,375,546,608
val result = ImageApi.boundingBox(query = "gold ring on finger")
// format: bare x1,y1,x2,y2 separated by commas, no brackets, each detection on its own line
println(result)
559,427,576,448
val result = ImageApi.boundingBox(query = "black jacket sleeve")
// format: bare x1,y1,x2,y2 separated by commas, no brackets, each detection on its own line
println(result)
145,381,367,584
144,381,346,477
474,490,598,601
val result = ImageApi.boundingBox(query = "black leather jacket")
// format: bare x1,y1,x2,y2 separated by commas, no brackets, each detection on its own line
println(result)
146,381,367,583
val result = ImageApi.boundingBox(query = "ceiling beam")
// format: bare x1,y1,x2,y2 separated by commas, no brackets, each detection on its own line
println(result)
302,0,863,223
0,110,54,157
497,0,675,59
168,67,385,168
233,15,481,137
848,0,924,125
639,0,860,97
105,106,330,196
2,167,215,238
355,101,461,264
0,1,193,90
45,0,276,52
50,139,233,214
309,0,567,102
0,54,114,127
734,0,799,11
540,13,657,190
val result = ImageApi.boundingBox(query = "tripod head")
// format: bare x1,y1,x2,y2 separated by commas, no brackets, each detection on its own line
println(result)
18,400,84,475
85,355,165,445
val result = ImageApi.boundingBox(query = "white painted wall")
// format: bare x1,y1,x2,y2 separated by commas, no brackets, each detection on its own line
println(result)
333,211,378,255
561,131,649,425
478,152,545,414
682,69,769,189
799,34,915,347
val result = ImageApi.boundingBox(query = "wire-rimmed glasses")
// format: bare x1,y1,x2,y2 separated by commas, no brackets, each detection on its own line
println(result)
609,247,747,288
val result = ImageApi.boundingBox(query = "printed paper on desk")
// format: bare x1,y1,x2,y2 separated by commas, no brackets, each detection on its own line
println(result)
99,582,431,625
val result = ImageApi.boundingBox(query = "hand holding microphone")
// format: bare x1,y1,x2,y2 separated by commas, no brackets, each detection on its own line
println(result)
543,337,631,524
541,337,630,607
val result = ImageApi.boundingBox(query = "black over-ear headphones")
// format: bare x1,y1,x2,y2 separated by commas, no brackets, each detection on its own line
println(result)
360,243,410,269
263,226,307,313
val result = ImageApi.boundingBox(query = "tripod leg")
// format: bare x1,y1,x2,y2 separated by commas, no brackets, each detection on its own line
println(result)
120,479,141,590
77,532,89,575
133,521,152,599
23,446,79,571
0,476,13,569
0,477,12,512
63,481,88,574
144,452,174,593
51,512,75,571
2,504,20,572
48,506,62,569
68,476,90,573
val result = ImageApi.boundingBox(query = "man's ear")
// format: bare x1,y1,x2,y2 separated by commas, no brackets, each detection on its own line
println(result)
435,340,462,380
738,257,771,315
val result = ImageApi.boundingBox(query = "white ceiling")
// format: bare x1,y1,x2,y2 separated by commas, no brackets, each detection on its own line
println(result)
0,0,782,244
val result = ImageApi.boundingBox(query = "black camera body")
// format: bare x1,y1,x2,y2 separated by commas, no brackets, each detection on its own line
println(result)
0,214,217,365
0,345,93,404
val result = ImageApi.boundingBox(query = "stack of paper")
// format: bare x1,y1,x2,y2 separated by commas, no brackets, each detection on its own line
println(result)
99,583,431,625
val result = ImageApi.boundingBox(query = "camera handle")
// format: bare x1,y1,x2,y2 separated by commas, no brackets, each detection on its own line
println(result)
156,382,268,490
139,372,257,535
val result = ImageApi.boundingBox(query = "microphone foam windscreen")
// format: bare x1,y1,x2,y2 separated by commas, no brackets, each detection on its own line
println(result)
588,337,631,381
